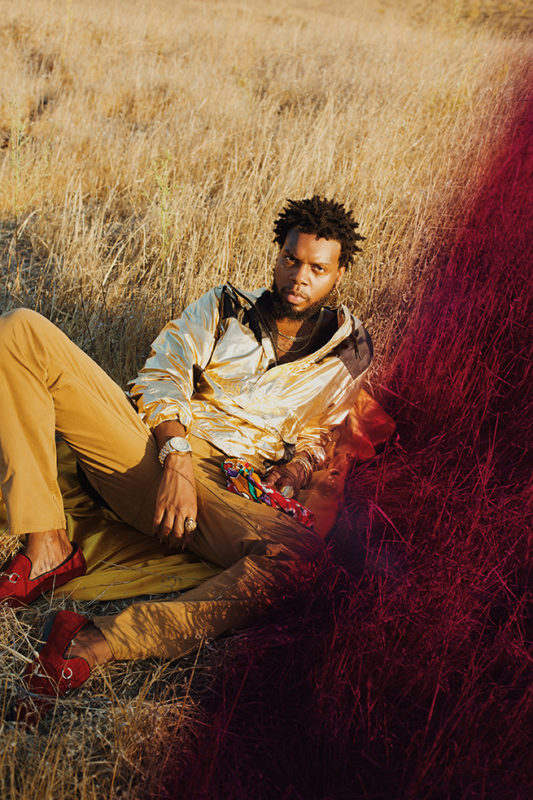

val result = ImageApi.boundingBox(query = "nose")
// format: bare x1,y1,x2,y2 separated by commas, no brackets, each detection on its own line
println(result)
289,262,310,286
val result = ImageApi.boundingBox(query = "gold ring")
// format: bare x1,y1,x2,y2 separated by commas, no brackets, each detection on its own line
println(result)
281,485,295,499
184,517,197,533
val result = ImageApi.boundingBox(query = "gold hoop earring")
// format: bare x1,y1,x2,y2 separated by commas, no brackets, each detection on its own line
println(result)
330,286,341,307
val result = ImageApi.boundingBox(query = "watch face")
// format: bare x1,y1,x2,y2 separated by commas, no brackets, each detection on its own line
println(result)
169,437,191,452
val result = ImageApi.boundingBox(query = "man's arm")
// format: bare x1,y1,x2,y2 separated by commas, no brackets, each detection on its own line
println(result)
152,420,197,550
130,288,222,547
129,287,222,433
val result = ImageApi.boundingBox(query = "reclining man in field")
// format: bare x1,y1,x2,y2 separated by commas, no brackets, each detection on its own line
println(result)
0,196,371,708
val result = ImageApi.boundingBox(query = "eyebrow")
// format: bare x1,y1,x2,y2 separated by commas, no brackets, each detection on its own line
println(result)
284,247,331,269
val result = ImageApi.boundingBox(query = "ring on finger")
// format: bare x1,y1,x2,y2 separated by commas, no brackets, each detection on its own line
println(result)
184,517,197,533
281,485,295,499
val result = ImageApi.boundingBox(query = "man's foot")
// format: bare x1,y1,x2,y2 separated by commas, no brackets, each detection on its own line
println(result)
15,610,95,726
65,623,113,668
0,539,86,608
14,614,113,727
24,529,73,579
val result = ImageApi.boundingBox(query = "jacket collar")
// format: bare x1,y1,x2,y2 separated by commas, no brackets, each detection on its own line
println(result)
225,283,361,363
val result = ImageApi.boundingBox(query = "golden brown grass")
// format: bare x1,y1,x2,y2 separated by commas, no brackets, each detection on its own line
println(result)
0,0,531,797
1,0,530,381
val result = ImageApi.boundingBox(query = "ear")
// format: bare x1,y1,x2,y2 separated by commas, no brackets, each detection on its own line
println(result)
334,266,346,288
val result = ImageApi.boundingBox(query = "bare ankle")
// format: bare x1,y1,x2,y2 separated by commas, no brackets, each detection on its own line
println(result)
24,529,73,579
66,624,113,668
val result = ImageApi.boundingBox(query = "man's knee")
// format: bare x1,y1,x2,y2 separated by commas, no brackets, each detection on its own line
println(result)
266,525,327,568
0,307,46,343
0,309,67,369
261,529,327,602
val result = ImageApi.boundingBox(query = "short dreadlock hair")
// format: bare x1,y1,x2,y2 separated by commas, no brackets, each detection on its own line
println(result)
273,196,364,269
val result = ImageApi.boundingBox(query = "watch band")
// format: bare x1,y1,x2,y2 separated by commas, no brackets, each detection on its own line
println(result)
158,436,192,466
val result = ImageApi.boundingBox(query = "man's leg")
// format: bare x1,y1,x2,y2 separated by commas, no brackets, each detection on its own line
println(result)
0,310,325,664
91,438,327,661
0,308,160,577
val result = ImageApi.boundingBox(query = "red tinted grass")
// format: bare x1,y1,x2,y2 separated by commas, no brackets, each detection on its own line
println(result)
137,75,532,800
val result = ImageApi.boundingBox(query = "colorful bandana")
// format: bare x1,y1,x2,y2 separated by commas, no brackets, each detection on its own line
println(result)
222,459,315,530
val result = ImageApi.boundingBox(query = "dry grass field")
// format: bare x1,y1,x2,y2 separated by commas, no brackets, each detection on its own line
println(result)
0,0,531,798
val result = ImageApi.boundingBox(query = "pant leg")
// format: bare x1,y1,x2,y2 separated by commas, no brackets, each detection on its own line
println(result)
0,308,326,661
94,437,327,660
0,308,160,535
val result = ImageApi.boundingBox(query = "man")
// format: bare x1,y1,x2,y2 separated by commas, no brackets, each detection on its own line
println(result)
0,196,371,704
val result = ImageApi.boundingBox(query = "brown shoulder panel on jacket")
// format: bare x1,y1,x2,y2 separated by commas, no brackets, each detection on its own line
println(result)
327,324,373,380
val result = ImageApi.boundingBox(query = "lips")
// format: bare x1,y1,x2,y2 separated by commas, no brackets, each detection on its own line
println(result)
283,289,307,304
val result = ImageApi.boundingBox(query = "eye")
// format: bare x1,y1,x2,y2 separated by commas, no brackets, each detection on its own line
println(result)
312,265,325,273
283,254,296,265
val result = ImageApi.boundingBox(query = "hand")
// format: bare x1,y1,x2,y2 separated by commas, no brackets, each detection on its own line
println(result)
263,461,307,499
153,453,197,550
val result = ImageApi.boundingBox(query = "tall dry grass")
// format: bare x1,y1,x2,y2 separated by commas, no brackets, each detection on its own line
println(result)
0,0,531,797
1,0,529,380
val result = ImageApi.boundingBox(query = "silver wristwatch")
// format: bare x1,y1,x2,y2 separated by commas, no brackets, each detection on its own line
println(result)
158,436,192,466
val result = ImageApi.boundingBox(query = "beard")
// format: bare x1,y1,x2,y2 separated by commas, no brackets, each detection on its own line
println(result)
269,280,337,321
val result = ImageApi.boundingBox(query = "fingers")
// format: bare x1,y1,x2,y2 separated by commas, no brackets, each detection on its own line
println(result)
152,505,165,533
262,469,280,487
152,463,197,550
180,527,197,551
264,466,300,493
155,511,196,551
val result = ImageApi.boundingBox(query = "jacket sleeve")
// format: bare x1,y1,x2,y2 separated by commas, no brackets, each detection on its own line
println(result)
294,368,369,468
128,287,222,431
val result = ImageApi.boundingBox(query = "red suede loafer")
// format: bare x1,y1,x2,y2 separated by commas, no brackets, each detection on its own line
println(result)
15,610,92,726
0,543,86,608
23,610,91,695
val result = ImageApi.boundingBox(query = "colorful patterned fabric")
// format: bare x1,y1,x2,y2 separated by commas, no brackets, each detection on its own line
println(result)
222,459,316,530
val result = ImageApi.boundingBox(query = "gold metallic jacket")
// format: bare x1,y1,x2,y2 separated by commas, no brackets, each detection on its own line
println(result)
128,284,373,472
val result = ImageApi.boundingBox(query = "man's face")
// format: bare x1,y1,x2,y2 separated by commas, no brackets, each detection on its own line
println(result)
272,229,346,320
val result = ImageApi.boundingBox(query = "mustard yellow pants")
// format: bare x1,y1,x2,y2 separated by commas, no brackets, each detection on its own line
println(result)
0,309,326,660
